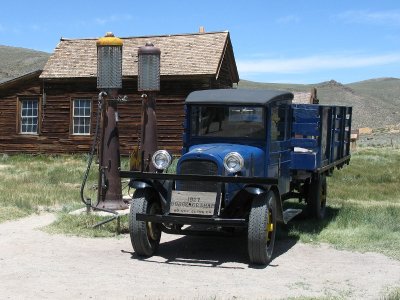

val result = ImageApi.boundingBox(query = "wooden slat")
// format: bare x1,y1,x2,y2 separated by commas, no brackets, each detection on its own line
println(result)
0,75,235,155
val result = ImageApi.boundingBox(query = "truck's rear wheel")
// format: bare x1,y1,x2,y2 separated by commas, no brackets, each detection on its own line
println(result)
307,174,327,220
248,191,277,265
129,189,161,257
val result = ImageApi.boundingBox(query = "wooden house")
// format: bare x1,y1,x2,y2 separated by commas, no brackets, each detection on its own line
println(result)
0,31,239,154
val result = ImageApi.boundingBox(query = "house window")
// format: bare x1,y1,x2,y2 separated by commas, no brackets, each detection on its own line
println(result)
73,99,91,135
20,99,39,134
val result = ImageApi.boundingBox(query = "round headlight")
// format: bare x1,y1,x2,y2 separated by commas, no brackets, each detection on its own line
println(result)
223,152,244,173
152,150,172,170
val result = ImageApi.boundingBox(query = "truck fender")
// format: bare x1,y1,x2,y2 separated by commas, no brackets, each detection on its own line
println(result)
129,179,170,212
245,185,284,223
129,179,153,190
244,185,283,222
269,185,284,224
244,186,266,195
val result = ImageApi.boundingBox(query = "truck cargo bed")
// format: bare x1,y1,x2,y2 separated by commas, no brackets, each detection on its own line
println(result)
290,104,352,172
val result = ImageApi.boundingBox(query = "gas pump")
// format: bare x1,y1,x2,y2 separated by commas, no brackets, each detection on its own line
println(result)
80,35,162,226
95,32,128,210
80,32,128,214
137,43,161,172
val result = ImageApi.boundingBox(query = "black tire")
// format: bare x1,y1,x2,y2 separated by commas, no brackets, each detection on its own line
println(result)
307,174,327,220
129,189,162,257
248,190,277,265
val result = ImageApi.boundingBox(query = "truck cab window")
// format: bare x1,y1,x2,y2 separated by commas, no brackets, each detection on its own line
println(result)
191,105,265,139
271,106,286,141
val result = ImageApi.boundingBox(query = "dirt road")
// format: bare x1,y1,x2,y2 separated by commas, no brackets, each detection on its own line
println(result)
0,213,399,299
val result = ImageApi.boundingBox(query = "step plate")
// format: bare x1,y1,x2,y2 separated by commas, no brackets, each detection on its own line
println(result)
283,208,302,224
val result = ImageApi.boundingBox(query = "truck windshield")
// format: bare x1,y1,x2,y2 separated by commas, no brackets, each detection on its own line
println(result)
190,105,265,139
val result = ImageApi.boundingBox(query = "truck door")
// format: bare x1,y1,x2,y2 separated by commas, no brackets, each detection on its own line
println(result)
268,103,291,194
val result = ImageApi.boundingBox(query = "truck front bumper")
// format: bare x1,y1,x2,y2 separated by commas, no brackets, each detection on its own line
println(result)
121,171,274,230
120,170,278,185
136,213,248,228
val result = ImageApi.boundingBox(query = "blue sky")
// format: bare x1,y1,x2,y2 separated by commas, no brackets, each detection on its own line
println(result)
0,0,399,84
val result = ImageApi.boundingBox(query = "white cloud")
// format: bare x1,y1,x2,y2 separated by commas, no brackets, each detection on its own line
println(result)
30,24,43,32
95,14,133,25
237,53,400,74
0,23,43,34
337,10,400,26
276,15,301,24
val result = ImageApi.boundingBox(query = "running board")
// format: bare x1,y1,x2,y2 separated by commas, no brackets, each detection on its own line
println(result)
283,209,302,224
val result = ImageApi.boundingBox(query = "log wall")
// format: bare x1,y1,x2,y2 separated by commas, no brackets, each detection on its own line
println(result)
0,73,233,155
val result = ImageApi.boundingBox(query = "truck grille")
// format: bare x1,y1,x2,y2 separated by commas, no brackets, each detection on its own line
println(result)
178,160,218,192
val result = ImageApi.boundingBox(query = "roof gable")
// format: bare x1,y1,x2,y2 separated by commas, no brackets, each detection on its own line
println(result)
40,31,238,82
0,70,42,92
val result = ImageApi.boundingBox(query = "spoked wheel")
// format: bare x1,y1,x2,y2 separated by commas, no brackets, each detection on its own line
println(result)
307,174,327,220
129,189,162,257
248,191,277,265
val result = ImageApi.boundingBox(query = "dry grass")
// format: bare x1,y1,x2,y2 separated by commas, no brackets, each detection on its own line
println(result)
1,148,399,262
0,154,97,222
283,147,400,260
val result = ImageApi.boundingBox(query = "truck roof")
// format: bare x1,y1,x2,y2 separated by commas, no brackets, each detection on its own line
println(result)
185,89,294,106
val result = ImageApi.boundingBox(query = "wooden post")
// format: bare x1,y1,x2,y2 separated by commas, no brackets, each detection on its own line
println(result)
310,87,319,104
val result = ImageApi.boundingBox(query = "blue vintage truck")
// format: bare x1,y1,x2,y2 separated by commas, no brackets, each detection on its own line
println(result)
122,88,352,265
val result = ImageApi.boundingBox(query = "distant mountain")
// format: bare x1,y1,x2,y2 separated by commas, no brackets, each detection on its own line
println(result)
0,45,50,83
239,78,400,129
1,44,398,129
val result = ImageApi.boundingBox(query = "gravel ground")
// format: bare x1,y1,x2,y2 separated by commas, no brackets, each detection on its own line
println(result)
1,213,400,299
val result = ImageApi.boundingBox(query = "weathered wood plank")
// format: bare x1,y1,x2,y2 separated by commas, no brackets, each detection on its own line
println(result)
0,74,234,154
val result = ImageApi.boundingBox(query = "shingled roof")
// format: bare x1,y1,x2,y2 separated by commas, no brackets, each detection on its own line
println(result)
40,31,239,82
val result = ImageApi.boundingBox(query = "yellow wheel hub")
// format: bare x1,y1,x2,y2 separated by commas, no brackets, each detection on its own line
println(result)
266,211,274,241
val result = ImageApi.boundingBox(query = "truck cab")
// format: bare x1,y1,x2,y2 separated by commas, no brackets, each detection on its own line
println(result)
125,89,352,265
181,89,292,193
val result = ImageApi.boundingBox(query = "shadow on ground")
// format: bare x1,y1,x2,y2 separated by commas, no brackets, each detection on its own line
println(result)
127,231,299,269
125,205,341,268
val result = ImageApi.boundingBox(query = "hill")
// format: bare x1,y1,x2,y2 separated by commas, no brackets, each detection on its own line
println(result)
0,45,50,83
0,44,398,129
239,78,400,129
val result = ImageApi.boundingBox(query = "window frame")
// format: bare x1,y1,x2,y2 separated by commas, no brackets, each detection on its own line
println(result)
270,103,290,142
17,97,41,135
189,104,266,140
71,98,92,136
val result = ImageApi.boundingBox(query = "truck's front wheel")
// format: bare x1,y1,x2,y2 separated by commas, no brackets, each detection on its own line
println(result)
248,191,277,265
129,189,162,257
